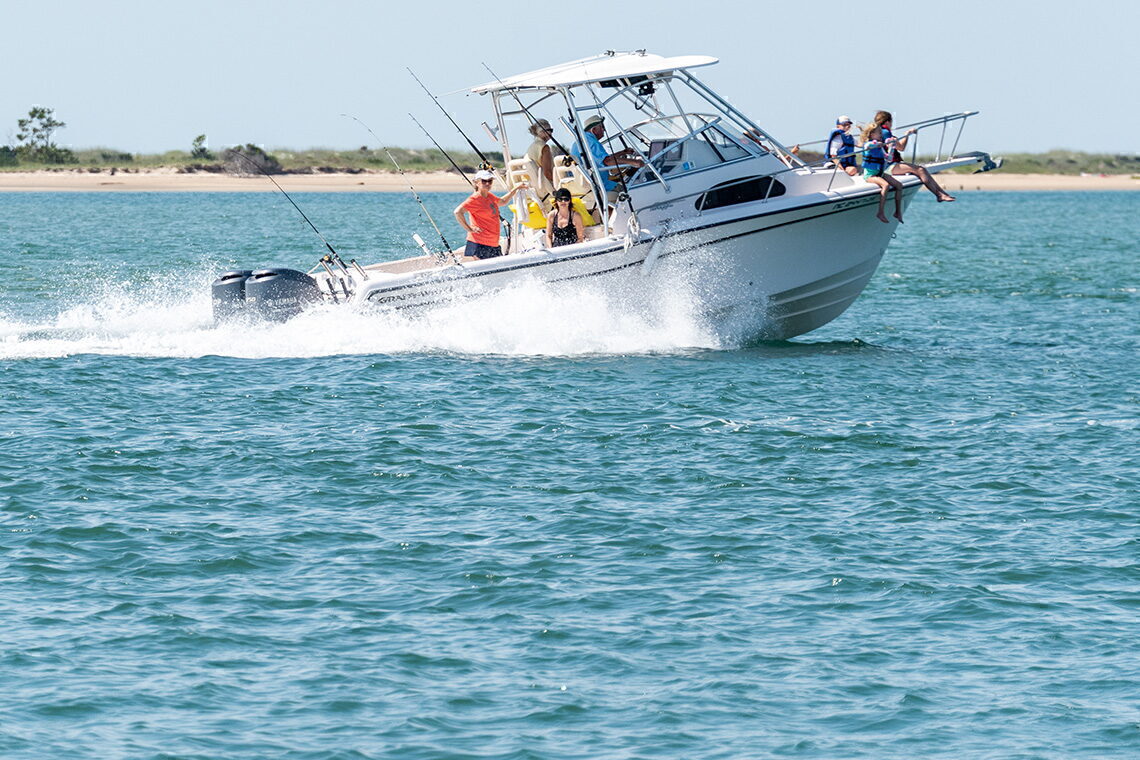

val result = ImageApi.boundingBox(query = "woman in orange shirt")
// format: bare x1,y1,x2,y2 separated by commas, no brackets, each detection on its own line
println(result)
453,169,528,260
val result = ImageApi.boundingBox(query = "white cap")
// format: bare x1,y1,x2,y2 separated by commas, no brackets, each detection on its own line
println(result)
473,169,495,181
837,115,852,125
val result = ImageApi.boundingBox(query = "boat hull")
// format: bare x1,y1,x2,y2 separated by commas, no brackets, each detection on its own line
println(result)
645,186,918,339
352,185,917,341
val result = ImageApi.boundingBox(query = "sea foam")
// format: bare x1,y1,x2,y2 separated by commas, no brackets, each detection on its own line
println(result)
0,268,721,360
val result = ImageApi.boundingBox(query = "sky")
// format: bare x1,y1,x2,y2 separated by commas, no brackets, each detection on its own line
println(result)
2,0,1137,156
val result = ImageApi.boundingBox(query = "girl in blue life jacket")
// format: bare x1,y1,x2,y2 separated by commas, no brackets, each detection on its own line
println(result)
861,124,905,224
872,110,956,202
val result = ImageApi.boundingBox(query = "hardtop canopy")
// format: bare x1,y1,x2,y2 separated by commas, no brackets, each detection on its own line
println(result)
470,51,718,93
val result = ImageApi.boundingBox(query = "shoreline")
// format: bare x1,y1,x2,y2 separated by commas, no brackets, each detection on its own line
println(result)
0,169,1137,192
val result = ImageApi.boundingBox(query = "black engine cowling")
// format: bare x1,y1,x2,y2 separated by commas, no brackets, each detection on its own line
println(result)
211,268,321,323
211,270,253,322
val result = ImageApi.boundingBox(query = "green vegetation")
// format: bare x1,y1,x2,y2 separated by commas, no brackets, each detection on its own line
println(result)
1,107,501,173
0,146,1133,176
5,148,1135,175
12,106,76,164
940,150,1140,175
190,134,213,160
0,107,1132,176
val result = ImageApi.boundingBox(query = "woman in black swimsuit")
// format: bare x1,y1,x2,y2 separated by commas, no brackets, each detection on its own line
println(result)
545,188,584,248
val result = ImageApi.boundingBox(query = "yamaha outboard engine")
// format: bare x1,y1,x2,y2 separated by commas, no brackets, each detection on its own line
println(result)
211,270,253,322
244,268,322,322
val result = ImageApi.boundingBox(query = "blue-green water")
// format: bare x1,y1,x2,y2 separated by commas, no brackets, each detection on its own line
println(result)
2,191,1137,758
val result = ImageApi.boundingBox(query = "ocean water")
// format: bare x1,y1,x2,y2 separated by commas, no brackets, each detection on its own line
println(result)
1,190,1137,759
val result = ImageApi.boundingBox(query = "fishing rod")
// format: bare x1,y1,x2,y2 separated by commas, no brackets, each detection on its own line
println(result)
230,149,349,272
481,62,575,162
408,112,473,187
582,84,642,230
341,112,456,262
408,67,493,170
410,113,515,255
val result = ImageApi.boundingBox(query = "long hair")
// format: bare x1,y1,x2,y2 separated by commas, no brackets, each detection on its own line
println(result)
861,124,882,144
872,110,893,128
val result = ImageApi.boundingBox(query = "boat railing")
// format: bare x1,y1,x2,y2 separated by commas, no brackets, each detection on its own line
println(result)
785,111,983,192
796,111,980,159
679,113,979,214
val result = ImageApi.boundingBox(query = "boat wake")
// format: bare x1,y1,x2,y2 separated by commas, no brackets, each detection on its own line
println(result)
0,267,724,359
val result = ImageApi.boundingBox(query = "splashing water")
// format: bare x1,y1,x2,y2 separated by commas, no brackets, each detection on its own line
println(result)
0,266,724,360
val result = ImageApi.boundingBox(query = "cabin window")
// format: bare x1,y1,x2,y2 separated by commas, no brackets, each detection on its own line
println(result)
647,124,751,178
695,176,786,211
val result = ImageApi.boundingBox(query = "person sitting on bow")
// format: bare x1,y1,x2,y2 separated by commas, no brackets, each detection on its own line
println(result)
872,110,955,202
860,124,905,224
826,115,859,177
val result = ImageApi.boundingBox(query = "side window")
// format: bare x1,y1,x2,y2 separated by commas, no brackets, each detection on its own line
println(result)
695,176,786,211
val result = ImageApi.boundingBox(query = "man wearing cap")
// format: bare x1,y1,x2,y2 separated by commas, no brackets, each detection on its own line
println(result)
826,116,859,177
453,169,528,260
571,114,644,203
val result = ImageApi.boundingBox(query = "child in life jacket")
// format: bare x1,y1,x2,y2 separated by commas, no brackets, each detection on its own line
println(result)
860,125,905,224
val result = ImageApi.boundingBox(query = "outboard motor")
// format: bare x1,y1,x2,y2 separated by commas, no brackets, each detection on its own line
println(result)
211,270,253,323
244,268,322,322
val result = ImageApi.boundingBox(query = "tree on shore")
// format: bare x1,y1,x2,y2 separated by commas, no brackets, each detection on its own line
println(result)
16,106,76,164
191,134,213,160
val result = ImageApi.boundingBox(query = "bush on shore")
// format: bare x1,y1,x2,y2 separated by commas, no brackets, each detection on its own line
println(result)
0,144,1133,176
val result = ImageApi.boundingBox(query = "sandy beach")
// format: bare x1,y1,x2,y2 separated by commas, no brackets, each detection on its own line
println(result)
937,172,1139,192
0,169,1137,192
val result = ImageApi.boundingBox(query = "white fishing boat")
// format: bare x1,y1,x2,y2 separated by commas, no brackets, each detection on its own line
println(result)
212,50,999,340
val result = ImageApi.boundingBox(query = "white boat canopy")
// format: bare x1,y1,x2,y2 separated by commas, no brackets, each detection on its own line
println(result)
470,51,718,93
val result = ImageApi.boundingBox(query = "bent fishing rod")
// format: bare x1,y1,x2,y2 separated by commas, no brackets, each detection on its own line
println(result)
408,67,494,171
230,150,349,272
341,112,456,261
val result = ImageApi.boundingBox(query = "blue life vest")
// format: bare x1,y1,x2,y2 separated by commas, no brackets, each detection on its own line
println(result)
862,141,886,173
827,128,856,168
